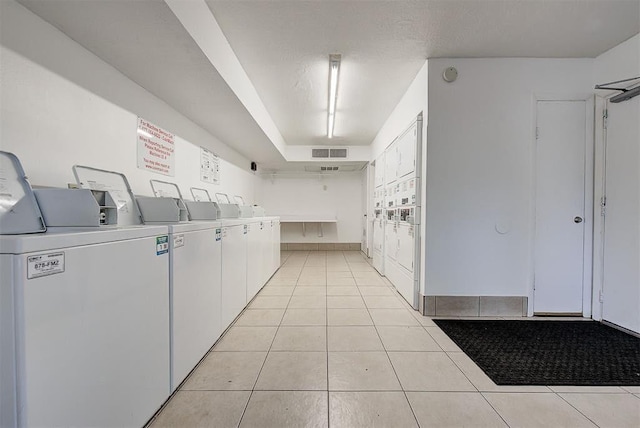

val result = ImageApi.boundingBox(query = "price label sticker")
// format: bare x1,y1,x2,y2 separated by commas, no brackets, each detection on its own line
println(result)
27,252,65,279
156,235,169,255
173,234,184,248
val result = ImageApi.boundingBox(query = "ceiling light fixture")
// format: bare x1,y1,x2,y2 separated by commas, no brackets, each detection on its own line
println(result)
327,54,341,139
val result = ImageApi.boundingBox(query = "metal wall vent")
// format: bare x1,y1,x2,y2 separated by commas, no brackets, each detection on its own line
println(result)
311,148,330,158
311,148,348,158
329,148,348,158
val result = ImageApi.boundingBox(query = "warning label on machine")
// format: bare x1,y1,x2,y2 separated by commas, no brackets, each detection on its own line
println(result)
156,235,169,255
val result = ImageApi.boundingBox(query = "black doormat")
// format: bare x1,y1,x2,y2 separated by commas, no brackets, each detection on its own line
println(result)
433,319,640,386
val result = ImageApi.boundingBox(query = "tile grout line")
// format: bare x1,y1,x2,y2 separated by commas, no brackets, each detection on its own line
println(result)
441,344,512,427
358,266,422,427
235,251,307,427
555,392,603,428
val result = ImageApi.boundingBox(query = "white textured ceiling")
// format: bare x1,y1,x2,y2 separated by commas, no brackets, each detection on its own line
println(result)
14,0,640,167
207,0,639,146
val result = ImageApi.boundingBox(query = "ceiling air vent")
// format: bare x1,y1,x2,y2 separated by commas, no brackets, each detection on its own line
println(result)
311,148,330,158
330,148,348,158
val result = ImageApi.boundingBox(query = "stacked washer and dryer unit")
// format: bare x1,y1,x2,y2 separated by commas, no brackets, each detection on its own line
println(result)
372,114,423,309
0,153,281,428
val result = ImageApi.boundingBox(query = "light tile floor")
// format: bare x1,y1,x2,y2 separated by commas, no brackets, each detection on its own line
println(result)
149,250,640,428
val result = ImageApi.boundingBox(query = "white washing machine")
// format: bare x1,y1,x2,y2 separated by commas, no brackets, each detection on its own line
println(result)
264,216,280,279
1,226,171,428
168,221,221,391
260,218,274,284
246,219,263,303
143,181,224,392
220,219,248,329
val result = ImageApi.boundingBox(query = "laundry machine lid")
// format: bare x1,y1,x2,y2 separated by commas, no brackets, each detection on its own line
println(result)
0,151,46,235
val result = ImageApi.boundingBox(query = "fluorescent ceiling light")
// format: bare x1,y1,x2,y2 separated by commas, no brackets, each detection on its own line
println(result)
327,54,341,139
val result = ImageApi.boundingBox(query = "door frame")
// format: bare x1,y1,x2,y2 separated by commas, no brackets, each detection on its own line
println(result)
528,94,595,317
591,95,608,322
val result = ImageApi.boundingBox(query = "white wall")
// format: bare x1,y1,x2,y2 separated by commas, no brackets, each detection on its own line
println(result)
259,174,364,243
0,0,259,202
370,61,428,160
425,58,594,298
592,34,640,329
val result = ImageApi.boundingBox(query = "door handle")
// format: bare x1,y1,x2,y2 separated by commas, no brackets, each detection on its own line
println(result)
574,216,583,223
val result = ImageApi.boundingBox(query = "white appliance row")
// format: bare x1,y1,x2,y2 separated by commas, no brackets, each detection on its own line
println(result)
0,153,280,428
372,115,423,309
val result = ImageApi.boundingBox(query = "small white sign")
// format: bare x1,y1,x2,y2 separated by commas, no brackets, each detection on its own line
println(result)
173,234,185,248
200,147,220,184
137,118,175,177
27,252,65,279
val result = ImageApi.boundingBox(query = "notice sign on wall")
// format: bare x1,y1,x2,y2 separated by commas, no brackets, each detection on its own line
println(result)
200,147,220,184
137,118,175,176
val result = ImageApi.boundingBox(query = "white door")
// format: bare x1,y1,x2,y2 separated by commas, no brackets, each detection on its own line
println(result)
534,101,587,314
601,97,640,333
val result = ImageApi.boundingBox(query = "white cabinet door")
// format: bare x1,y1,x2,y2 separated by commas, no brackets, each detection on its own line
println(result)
397,123,417,179
374,154,385,188
384,142,398,185
397,223,415,272
385,221,398,260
